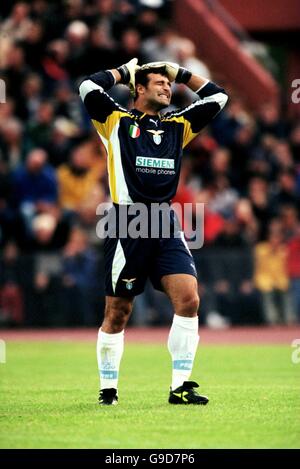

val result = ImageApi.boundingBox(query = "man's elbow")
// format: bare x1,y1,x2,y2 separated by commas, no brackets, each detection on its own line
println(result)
78,77,89,98
78,78,101,102
219,91,228,110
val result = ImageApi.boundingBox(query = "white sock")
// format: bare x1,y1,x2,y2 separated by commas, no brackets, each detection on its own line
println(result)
167,314,199,390
97,328,124,391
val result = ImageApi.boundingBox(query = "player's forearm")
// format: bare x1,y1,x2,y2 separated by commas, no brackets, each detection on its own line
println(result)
82,68,121,92
186,74,209,93
186,73,228,110
85,70,116,90
110,69,122,84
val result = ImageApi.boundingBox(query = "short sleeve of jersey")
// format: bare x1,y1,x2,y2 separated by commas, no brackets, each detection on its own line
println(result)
79,72,130,141
164,81,228,148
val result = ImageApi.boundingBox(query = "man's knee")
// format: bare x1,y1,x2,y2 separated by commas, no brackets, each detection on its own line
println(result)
175,292,200,317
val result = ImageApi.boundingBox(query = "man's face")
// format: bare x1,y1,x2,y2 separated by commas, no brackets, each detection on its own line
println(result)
140,73,172,110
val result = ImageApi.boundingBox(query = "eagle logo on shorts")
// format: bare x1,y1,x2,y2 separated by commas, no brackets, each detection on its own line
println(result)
121,278,136,290
147,129,164,145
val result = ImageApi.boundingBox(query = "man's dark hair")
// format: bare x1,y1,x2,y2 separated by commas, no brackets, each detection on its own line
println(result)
134,66,168,101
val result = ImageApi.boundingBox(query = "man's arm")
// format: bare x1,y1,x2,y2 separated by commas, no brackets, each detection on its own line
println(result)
110,69,122,83
166,71,228,148
185,74,209,93
79,69,123,140
78,58,139,139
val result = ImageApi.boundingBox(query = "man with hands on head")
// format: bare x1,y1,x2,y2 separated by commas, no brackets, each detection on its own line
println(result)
79,57,228,406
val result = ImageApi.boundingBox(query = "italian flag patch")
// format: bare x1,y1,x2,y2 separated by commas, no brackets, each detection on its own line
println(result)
129,123,140,138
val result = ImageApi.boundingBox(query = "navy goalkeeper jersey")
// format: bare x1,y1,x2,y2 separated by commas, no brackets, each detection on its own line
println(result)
79,70,228,204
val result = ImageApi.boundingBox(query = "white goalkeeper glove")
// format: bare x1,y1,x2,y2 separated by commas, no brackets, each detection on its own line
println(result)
117,57,140,96
139,61,192,84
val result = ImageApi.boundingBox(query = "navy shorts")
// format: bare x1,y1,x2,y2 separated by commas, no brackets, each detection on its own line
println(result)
104,205,197,297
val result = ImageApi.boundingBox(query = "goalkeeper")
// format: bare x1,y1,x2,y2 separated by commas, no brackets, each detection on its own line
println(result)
79,58,228,405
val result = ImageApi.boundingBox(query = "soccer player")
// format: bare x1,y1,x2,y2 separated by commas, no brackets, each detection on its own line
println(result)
79,58,228,405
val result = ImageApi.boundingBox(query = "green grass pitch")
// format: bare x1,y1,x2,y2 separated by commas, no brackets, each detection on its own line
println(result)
0,341,299,448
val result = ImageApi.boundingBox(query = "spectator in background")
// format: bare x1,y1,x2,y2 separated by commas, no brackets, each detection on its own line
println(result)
290,123,300,163
1,42,30,116
256,102,287,139
28,210,71,251
287,227,300,323
280,205,300,322
53,81,88,132
271,170,300,214
26,101,55,151
47,117,79,168
0,161,14,247
19,73,44,121
111,27,146,105
41,39,69,91
20,20,46,73
208,215,261,325
280,204,300,240
176,38,210,80
64,0,84,24
229,122,257,190
31,246,63,326
61,227,98,325
12,148,58,239
202,147,232,186
136,7,160,40
0,242,24,325
201,172,238,221
272,140,294,174
0,118,25,170
247,134,275,182
248,176,274,240
172,157,198,238
93,0,117,44
12,148,57,207
141,25,179,62
234,198,258,242
0,2,31,42
117,28,144,66
65,20,90,79
57,141,104,225
211,175,238,218
210,97,248,147
254,220,295,325
0,99,15,126
82,24,117,74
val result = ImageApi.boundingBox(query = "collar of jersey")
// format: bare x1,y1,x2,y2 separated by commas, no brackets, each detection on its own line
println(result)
131,109,162,120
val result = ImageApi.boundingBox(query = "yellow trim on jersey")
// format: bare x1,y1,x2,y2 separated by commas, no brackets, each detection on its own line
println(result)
92,110,130,140
161,115,197,149
92,113,135,204
107,139,117,202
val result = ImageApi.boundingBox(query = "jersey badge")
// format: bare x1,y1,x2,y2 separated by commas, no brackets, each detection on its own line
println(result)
147,129,164,145
129,123,140,138
121,278,136,290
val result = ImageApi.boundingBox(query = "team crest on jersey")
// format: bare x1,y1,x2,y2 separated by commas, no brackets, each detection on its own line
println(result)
129,123,140,138
147,129,164,145
121,278,136,290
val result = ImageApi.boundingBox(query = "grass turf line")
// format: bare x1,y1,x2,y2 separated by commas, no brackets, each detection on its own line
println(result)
0,342,299,448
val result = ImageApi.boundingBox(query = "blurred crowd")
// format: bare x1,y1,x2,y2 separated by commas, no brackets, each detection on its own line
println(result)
0,0,300,328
